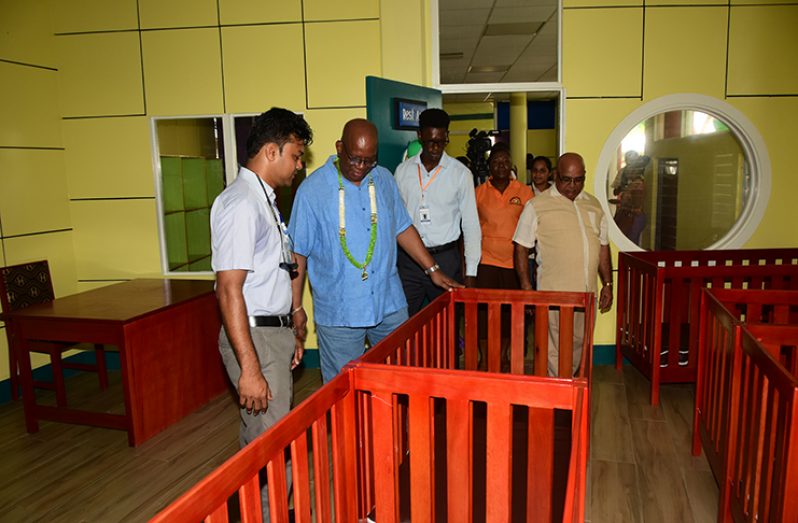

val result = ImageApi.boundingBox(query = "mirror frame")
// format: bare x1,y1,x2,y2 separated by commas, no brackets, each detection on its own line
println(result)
594,94,771,252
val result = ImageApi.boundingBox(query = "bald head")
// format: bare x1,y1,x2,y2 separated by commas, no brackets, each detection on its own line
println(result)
341,118,377,147
558,152,585,173
556,152,586,201
336,118,378,185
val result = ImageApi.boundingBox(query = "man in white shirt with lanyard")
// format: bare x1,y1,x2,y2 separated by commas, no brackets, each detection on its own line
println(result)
394,108,482,315
210,107,311,522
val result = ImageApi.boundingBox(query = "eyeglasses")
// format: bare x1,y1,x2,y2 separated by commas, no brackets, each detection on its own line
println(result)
559,175,585,185
341,143,378,169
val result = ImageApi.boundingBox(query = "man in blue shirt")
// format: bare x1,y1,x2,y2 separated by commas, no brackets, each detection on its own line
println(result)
289,118,461,382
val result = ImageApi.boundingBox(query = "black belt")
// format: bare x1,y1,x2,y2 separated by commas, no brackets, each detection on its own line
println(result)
248,315,293,328
426,240,458,255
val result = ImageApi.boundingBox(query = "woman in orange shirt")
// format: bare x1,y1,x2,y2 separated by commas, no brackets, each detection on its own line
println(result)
473,144,534,367
474,143,534,289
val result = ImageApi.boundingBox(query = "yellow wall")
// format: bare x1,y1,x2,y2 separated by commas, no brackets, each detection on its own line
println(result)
0,0,82,378
442,101,494,161
0,0,429,361
527,129,557,164
563,2,798,343
2,0,796,376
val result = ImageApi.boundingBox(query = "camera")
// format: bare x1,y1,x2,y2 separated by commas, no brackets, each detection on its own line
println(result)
466,128,497,185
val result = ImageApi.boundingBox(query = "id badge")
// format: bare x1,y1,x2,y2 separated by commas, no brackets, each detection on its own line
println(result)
419,206,431,224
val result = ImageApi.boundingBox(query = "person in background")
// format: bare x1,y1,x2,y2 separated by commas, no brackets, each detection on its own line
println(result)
289,118,461,383
210,107,311,521
394,108,481,314
525,155,554,286
513,152,613,376
530,155,554,195
474,143,534,366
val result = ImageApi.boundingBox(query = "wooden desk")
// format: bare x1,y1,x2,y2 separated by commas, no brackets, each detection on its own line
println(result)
10,279,226,446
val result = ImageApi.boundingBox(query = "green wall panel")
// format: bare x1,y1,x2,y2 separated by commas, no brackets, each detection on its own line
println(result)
185,208,211,262
182,158,208,210
161,156,184,212
206,158,224,206
164,211,187,270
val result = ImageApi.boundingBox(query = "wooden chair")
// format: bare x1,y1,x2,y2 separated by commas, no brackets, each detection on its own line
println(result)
0,260,108,405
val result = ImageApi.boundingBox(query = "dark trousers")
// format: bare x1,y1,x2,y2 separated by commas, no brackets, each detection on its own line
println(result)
397,242,463,316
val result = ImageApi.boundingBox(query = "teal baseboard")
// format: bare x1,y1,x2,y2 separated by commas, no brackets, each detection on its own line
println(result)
593,344,630,366
301,349,320,369
0,351,121,405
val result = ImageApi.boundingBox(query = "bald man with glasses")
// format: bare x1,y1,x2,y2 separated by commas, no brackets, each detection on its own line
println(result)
289,118,460,382
513,152,614,377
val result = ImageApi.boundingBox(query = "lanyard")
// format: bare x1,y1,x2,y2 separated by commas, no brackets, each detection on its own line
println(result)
417,164,442,193
254,171,296,272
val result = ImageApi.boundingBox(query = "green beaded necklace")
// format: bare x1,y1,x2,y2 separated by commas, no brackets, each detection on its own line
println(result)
336,159,378,281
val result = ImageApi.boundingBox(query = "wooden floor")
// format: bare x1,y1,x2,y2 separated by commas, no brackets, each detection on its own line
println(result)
0,365,717,522
588,366,718,523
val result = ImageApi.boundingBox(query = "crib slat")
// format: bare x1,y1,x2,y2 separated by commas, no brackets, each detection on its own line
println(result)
238,474,261,523
447,398,473,523
332,393,358,522
312,415,332,522
559,307,574,377
534,305,548,377
527,407,553,522
266,454,289,522
757,388,779,523
511,302,525,375
356,392,372,519
291,435,312,523
487,302,501,373
485,402,512,520
371,391,399,522
205,504,229,523
465,302,478,371
409,395,433,523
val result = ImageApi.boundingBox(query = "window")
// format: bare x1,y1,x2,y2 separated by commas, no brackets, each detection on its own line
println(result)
151,114,306,275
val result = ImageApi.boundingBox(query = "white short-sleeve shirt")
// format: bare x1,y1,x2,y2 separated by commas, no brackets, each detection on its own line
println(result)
210,167,292,316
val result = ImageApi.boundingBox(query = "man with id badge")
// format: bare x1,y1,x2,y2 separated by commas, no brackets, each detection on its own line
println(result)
395,108,481,315
210,107,311,522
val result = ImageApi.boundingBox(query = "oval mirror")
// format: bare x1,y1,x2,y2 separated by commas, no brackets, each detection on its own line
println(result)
595,95,771,252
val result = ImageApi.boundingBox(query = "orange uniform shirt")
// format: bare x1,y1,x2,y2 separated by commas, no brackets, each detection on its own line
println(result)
475,179,534,269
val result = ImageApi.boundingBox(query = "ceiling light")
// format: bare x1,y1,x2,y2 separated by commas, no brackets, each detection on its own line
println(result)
468,65,510,74
484,22,542,37
440,52,464,60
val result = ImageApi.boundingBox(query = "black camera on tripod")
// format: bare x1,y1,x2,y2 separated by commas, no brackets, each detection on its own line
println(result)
466,128,497,185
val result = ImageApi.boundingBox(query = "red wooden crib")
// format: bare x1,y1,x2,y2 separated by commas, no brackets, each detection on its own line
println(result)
150,289,595,522
692,288,798,522
692,289,798,482
616,248,798,405
359,288,596,379
721,325,797,523
150,365,589,522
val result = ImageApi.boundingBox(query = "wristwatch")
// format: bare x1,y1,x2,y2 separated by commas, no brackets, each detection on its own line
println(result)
424,263,441,275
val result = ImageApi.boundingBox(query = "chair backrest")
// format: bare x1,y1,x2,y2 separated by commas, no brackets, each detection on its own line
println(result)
0,260,55,314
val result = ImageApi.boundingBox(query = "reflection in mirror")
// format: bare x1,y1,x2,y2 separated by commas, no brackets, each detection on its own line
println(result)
156,118,226,272
606,110,750,250
438,0,558,84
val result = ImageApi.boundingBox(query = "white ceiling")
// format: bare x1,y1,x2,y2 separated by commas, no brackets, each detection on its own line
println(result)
439,0,559,85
